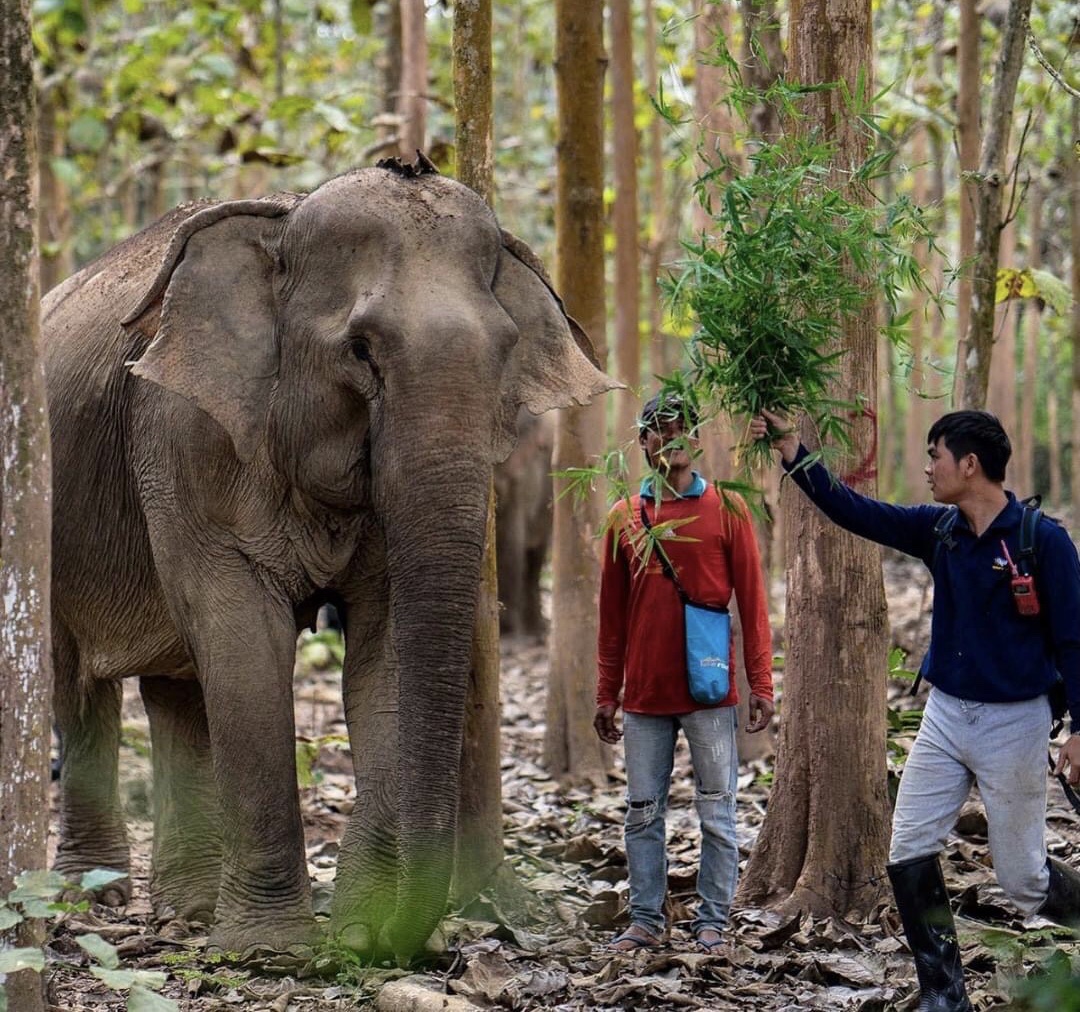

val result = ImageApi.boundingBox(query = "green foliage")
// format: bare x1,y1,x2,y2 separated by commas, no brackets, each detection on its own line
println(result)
1011,948,1080,1010
658,51,943,471
0,870,177,1011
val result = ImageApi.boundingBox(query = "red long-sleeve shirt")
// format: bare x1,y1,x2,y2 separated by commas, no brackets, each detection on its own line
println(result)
596,482,774,714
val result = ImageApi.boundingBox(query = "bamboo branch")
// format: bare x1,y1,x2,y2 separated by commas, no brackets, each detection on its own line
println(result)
1025,17,1080,100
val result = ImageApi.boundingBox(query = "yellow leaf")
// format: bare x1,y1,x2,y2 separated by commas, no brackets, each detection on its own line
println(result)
995,267,1037,304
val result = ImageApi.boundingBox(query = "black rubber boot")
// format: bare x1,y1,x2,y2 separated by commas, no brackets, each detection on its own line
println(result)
1038,857,1080,928
887,854,973,1012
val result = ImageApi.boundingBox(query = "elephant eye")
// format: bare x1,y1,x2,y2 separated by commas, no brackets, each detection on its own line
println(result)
350,338,373,364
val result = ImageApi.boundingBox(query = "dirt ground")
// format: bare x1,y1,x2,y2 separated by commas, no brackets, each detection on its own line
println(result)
36,552,1080,1011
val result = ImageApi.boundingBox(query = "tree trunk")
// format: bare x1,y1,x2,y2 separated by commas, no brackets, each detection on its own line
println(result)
958,0,1033,410
0,3,50,1009
1016,182,1042,498
740,0,785,143
1071,97,1080,510
903,125,931,499
738,0,892,919
376,0,403,154
644,0,673,381
951,0,980,404
398,0,427,157
986,215,1017,429
692,0,738,487
545,0,609,786
451,0,502,907
37,84,72,295
609,0,641,458
1047,352,1061,506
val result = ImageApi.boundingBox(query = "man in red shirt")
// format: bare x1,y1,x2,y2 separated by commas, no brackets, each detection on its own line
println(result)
595,392,775,954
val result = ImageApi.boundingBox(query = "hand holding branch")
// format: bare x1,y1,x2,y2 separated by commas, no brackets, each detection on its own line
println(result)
749,409,799,464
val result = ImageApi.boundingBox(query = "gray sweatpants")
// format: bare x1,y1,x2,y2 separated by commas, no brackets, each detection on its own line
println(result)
890,687,1051,914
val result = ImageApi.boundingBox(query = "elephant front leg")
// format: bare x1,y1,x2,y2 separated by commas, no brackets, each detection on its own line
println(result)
172,589,320,962
53,626,130,905
140,675,222,928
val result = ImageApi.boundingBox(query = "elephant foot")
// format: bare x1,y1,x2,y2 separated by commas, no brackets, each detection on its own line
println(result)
207,914,323,971
154,894,214,928
151,875,219,928
333,918,446,968
54,858,132,908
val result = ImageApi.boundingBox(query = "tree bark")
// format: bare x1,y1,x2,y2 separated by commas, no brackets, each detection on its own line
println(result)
398,0,428,157
1071,96,1080,510
1016,181,1042,497
692,0,739,487
951,0,980,404
738,0,892,919
545,0,609,786
644,0,675,380
902,124,931,500
0,2,50,1009
37,84,72,295
958,0,1034,410
740,0,785,143
450,0,502,907
610,0,641,456
986,215,1017,429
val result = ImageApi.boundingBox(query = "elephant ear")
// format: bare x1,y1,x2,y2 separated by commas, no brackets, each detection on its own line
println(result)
494,230,618,456
123,195,302,463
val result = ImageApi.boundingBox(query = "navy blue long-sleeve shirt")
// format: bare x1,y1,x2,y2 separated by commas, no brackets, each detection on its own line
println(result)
784,445,1080,731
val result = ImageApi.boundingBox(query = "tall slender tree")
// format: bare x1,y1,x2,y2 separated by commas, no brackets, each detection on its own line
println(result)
0,1,50,1009
738,0,892,918
952,0,981,403
958,0,1034,409
1071,96,1080,509
398,0,428,156
644,0,674,380
1016,180,1043,497
545,0,609,785
451,0,503,907
610,0,641,451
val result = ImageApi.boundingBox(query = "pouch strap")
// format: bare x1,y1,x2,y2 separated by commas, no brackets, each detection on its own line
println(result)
639,500,689,604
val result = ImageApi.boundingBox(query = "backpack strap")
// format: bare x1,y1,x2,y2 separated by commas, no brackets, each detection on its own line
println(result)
930,505,960,570
1017,495,1042,577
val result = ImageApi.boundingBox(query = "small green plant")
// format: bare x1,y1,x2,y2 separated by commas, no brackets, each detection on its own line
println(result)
1011,947,1080,1011
0,869,179,1011
159,949,249,993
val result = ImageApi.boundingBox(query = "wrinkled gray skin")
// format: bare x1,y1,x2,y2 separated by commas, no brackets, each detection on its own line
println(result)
494,407,553,639
43,165,611,965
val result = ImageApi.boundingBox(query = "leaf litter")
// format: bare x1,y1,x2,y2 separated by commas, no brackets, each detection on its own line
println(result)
42,552,1080,1010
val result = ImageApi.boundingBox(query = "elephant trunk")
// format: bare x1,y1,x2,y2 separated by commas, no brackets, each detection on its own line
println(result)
374,447,491,959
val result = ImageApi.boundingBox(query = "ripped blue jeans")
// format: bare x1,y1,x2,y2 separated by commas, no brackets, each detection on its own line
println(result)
622,707,738,937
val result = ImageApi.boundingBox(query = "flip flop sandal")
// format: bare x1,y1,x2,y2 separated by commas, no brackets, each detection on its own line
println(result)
608,925,662,952
695,929,729,956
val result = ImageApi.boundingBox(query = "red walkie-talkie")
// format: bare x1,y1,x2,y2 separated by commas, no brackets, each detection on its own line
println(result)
1001,539,1040,617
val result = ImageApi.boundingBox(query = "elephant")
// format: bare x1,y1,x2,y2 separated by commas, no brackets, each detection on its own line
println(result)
494,407,554,639
42,156,613,965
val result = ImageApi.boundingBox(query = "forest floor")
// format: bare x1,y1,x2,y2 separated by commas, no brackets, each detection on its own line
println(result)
40,551,1080,1012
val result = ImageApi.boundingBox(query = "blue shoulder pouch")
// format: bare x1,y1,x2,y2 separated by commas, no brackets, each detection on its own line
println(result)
683,601,731,704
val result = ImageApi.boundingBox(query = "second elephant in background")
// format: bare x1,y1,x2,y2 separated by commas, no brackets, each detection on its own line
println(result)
494,407,554,639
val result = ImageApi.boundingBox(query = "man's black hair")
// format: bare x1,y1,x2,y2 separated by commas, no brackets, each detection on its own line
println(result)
927,410,1011,482
638,392,700,436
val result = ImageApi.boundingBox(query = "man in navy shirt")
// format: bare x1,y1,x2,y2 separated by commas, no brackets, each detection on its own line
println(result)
752,408,1080,1012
